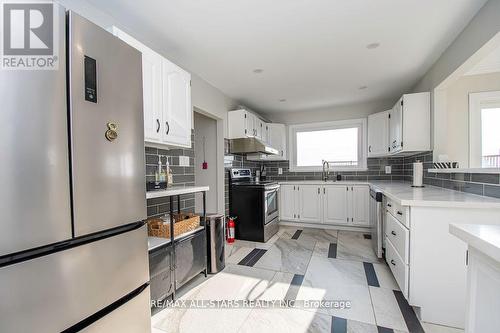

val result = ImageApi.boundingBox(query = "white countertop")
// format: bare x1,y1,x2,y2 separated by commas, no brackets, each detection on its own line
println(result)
147,236,171,251
278,181,500,209
146,186,209,199
450,224,500,262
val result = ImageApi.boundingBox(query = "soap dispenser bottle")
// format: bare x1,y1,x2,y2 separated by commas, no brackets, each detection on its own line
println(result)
155,156,162,182
165,156,173,186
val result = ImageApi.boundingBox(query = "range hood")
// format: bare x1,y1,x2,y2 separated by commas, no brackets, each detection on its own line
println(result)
229,138,279,155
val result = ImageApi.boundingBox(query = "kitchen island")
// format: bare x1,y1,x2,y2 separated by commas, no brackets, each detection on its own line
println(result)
450,224,500,333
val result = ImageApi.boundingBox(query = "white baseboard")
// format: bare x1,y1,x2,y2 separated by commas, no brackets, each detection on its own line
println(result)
279,220,370,232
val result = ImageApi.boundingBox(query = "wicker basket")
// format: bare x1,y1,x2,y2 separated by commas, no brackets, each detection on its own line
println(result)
147,213,200,239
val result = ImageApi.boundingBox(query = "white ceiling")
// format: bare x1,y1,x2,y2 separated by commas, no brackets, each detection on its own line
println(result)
86,0,487,113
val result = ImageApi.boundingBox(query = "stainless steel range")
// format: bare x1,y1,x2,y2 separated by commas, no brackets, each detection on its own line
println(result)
229,168,280,242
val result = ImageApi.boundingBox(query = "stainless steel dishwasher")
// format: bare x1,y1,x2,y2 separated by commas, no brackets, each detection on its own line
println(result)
369,188,384,258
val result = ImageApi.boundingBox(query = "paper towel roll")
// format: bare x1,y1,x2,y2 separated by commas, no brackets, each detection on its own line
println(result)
413,161,423,187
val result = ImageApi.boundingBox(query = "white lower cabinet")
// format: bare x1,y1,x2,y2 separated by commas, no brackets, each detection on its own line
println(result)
298,185,323,223
279,183,369,228
386,236,409,298
323,186,348,224
280,185,298,221
350,186,369,226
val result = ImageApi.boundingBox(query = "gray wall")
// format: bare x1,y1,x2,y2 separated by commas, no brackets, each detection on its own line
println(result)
412,0,500,94
263,98,395,125
194,112,218,213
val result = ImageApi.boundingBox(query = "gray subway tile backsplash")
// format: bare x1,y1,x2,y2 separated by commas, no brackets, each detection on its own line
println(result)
145,130,196,218
223,142,500,213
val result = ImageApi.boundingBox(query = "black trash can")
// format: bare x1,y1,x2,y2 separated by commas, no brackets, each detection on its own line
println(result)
205,213,225,273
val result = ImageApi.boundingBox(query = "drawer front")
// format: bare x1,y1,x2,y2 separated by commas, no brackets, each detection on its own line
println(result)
385,198,407,227
386,237,409,298
385,212,409,264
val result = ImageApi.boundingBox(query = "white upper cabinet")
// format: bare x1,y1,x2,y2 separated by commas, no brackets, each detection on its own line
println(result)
111,27,192,148
389,92,430,155
228,110,256,138
245,123,287,161
161,58,192,147
368,110,389,157
266,124,287,160
389,99,403,153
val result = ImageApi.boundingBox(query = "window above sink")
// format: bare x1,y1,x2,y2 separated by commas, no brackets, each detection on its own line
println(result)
288,118,367,172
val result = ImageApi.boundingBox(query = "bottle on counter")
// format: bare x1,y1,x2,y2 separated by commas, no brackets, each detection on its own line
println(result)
166,157,173,186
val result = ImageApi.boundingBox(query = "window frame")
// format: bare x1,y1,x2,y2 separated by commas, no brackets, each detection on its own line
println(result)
469,90,500,168
288,118,367,172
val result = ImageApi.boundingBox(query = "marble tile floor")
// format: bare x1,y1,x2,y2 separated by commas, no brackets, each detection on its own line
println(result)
151,227,464,333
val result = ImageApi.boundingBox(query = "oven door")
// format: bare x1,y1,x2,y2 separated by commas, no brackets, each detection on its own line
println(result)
263,185,280,224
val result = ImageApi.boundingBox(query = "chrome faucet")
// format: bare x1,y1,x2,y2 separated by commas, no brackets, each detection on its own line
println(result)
322,160,330,182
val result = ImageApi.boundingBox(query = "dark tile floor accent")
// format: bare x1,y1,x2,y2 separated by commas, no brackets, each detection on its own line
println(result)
283,274,304,301
331,316,347,332
291,230,303,239
363,262,380,287
393,290,425,333
377,326,394,333
363,234,372,239
238,249,267,267
328,243,338,258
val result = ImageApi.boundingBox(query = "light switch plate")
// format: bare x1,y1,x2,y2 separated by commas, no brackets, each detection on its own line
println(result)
179,156,190,167
385,166,392,174
278,168,283,175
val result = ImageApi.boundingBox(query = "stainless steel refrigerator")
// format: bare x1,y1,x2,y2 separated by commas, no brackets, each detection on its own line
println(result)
0,6,151,332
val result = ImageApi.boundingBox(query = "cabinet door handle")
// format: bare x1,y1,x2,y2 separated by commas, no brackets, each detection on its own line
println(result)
165,121,170,135
390,260,396,266
156,119,160,133
387,203,392,207
323,188,325,194
368,145,371,153
391,231,396,236
397,211,403,216
318,188,320,194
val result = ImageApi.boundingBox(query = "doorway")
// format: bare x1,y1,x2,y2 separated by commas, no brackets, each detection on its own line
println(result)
194,111,218,213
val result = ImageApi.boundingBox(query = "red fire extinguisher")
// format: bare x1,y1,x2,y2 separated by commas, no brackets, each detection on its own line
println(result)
226,217,236,244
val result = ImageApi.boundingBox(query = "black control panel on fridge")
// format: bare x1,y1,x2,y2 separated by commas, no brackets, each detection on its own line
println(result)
84,56,97,103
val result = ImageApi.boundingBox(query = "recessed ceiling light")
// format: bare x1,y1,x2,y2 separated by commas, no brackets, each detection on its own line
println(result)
359,86,368,90
253,69,264,74
366,43,380,49
279,99,287,102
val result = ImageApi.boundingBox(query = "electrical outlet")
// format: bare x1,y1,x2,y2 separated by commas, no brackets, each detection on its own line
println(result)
385,166,392,174
278,168,283,175
179,156,190,167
